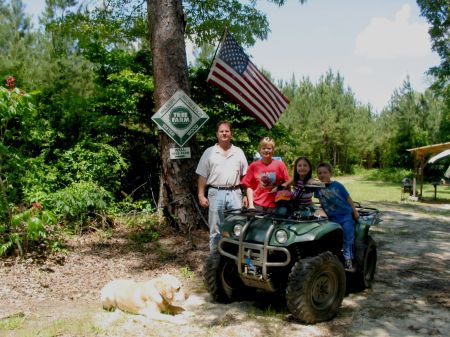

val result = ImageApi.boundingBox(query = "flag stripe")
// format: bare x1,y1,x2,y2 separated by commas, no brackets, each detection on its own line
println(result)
211,60,279,123
245,64,285,118
208,61,274,128
208,62,277,127
247,62,289,110
249,62,290,106
241,64,282,121
206,31,290,129
210,79,273,128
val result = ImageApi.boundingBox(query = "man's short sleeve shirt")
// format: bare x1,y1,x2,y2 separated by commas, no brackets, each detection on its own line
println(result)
195,144,248,186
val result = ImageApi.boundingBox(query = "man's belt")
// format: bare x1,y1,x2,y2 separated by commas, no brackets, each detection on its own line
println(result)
209,185,241,191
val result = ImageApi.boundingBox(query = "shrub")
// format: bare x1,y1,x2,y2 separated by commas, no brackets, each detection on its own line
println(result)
20,154,59,205
365,168,413,183
56,142,129,195
49,181,113,233
0,203,63,257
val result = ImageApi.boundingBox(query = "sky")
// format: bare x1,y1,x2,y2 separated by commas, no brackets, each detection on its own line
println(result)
23,0,440,113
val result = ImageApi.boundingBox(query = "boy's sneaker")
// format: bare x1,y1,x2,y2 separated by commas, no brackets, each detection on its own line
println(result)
345,259,356,272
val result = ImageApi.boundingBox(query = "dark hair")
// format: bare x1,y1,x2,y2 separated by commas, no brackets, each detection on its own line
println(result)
216,120,232,132
317,162,333,174
293,156,313,183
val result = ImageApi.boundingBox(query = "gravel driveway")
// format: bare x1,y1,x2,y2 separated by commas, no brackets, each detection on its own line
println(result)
1,202,449,337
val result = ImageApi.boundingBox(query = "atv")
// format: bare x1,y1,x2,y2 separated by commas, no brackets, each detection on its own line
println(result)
203,185,379,324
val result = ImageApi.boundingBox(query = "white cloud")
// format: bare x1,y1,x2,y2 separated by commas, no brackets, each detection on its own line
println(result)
354,4,432,59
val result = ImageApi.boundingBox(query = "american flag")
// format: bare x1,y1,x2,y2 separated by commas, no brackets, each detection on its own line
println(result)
207,31,290,129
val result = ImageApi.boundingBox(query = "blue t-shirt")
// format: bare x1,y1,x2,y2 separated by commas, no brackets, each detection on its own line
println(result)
315,181,353,222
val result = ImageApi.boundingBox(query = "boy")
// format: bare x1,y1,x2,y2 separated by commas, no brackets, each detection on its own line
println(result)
315,162,359,271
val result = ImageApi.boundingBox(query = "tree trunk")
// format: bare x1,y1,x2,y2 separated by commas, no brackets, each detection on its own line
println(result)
147,0,200,233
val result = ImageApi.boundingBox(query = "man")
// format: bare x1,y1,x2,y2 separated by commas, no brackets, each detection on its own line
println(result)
196,121,248,251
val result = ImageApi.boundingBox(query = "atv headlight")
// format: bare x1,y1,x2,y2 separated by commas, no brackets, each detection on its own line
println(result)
233,224,243,237
275,229,288,244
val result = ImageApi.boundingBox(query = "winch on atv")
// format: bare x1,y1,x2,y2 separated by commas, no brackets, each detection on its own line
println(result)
203,185,379,324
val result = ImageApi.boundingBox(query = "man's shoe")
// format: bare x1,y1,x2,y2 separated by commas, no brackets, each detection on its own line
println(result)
345,259,356,272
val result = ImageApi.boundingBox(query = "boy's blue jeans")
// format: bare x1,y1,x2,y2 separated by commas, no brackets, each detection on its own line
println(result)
339,216,355,260
207,188,242,252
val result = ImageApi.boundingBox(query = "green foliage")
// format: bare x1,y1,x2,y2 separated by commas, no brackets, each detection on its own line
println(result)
377,79,446,168
20,154,59,205
363,168,413,183
179,266,195,278
184,0,270,46
0,312,26,330
18,142,128,207
0,85,41,148
278,70,376,172
112,198,155,215
0,204,63,257
115,201,159,246
94,0,300,47
416,0,449,143
152,241,177,262
114,201,162,247
122,198,161,244
0,83,49,208
56,142,129,195
416,0,449,92
102,70,154,119
49,181,113,232
128,224,160,244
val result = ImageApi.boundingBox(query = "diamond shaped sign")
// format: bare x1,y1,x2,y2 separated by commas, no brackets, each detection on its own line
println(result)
151,90,209,147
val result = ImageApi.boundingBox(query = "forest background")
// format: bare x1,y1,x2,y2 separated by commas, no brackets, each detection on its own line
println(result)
0,0,448,257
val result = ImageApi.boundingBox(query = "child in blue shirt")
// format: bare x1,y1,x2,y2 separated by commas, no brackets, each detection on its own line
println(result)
315,162,359,271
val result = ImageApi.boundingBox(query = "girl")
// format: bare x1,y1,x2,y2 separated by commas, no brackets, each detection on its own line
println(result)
289,156,314,208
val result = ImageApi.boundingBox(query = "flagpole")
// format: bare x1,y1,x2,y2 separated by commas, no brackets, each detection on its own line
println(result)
208,26,228,71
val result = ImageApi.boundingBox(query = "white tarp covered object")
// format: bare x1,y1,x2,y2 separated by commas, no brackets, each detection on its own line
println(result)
427,149,450,164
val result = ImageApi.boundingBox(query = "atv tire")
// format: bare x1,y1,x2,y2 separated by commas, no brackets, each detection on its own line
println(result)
203,251,247,303
286,251,346,324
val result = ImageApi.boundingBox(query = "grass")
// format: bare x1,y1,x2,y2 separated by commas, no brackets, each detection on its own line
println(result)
336,175,450,205
153,241,177,262
179,266,195,278
0,314,102,337
0,314,26,330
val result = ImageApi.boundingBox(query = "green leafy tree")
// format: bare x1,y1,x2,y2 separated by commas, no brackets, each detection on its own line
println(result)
416,0,449,92
376,78,445,168
416,0,449,141
279,70,375,173
0,80,44,208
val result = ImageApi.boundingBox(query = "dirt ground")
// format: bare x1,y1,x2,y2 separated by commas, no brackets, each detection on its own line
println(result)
0,201,449,337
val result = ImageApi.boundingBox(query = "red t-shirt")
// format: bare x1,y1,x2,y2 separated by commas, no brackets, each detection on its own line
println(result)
241,159,290,208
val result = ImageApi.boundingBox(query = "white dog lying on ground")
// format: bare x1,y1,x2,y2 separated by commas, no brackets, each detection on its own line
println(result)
100,274,188,325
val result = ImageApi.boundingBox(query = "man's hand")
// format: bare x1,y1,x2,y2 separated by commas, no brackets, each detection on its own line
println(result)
198,194,209,208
